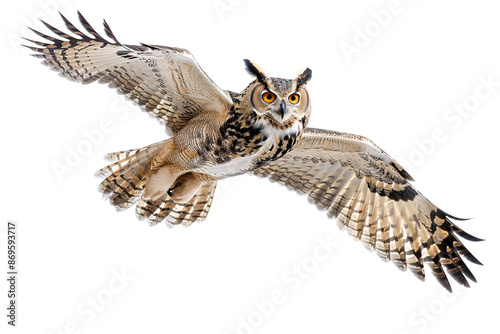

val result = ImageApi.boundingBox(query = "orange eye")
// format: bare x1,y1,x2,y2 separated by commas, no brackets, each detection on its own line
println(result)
288,93,300,104
262,92,276,103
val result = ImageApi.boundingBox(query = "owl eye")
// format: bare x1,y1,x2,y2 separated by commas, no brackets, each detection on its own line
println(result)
288,93,300,104
262,92,276,103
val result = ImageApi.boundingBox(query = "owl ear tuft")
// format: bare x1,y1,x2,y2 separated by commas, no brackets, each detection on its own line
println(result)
296,67,312,87
244,59,268,83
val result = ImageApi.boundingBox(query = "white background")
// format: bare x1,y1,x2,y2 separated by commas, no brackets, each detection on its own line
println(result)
1,0,499,333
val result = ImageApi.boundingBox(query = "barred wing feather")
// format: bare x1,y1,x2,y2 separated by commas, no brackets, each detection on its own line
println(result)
24,11,232,135
254,128,482,292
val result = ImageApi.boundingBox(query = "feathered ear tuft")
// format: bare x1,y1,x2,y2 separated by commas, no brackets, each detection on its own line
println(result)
296,67,312,87
244,59,268,83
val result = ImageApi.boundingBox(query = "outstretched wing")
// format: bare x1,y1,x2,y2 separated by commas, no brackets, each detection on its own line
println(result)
23,12,232,135
253,128,482,292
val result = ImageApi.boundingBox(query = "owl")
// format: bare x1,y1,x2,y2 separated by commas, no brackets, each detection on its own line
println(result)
24,12,482,292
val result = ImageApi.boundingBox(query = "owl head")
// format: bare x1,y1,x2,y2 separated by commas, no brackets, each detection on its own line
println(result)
243,59,312,129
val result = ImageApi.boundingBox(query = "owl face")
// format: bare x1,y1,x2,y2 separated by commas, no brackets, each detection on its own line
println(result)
243,59,312,128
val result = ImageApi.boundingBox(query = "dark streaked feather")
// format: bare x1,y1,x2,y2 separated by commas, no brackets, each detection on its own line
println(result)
254,127,482,292
24,12,232,135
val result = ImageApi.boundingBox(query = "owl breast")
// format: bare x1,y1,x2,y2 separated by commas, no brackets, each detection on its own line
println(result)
199,117,303,178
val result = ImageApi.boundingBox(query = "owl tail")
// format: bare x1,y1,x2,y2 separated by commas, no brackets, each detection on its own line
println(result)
135,181,217,227
96,139,217,226
96,140,169,211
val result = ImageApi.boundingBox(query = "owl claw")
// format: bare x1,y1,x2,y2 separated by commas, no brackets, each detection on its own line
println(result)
167,173,207,203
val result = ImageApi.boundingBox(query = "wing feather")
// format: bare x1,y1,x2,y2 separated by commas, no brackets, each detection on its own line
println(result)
23,12,232,135
254,127,482,291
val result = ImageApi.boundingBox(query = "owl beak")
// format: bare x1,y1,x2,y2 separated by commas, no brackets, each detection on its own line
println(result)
279,100,286,119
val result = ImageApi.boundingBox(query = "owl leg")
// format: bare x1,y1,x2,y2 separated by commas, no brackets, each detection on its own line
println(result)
142,165,184,201
168,172,214,203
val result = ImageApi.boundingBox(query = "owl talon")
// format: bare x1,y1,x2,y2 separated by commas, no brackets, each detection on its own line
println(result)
168,173,206,203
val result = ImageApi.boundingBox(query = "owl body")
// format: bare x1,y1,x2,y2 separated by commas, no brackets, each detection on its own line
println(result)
25,12,483,293
195,115,303,178
153,74,311,188
198,94,307,178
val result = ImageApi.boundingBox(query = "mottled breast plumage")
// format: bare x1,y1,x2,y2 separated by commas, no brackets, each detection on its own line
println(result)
202,96,304,178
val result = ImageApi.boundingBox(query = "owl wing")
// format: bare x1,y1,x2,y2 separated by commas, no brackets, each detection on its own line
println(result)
253,128,482,292
23,12,232,135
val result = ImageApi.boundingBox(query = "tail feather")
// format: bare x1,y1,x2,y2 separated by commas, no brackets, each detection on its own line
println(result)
96,140,168,211
97,140,217,226
136,181,217,227
103,147,149,162
96,140,166,177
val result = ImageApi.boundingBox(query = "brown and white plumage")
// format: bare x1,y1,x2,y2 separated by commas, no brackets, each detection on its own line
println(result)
254,128,482,292
25,12,482,292
25,11,232,136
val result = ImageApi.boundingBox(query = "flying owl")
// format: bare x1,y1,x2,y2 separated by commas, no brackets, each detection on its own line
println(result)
24,12,482,292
